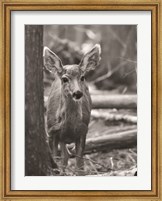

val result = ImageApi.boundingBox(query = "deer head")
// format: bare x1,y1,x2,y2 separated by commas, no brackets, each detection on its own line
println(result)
43,44,101,101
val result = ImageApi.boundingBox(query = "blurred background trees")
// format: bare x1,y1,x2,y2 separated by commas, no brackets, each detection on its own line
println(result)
43,25,137,95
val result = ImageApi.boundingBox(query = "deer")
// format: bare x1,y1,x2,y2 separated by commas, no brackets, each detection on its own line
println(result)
43,44,101,175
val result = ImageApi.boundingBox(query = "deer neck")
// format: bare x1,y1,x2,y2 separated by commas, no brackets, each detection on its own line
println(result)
60,93,82,122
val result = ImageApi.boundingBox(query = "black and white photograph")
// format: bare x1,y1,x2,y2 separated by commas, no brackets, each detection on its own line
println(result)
25,25,137,176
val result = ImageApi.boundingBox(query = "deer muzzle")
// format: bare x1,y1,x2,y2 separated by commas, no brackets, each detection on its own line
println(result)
73,90,83,100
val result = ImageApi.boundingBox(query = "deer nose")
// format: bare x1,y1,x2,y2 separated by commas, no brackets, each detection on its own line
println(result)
73,91,83,100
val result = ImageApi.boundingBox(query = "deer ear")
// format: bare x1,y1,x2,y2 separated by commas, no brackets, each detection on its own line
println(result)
80,44,101,73
43,47,63,74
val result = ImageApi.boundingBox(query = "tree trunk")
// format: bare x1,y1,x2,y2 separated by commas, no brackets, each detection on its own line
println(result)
25,25,52,176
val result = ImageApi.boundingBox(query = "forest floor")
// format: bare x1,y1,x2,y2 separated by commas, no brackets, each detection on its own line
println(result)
67,148,137,176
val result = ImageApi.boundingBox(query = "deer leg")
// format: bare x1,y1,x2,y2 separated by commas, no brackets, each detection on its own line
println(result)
60,141,69,175
48,135,59,171
49,135,59,156
53,136,59,158
75,134,86,176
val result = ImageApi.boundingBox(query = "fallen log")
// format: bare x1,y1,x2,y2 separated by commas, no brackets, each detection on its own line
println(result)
67,129,137,154
91,109,137,124
45,94,137,109
85,129,137,153
91,94,137,109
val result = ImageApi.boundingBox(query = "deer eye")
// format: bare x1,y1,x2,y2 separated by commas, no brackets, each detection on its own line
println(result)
62,77,69,83
80,76,85,81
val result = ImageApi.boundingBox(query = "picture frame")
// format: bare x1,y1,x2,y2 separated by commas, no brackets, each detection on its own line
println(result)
0,0,161,200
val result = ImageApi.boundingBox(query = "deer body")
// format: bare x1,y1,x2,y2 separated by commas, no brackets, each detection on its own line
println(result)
44,45,101,175
47,73,91,144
